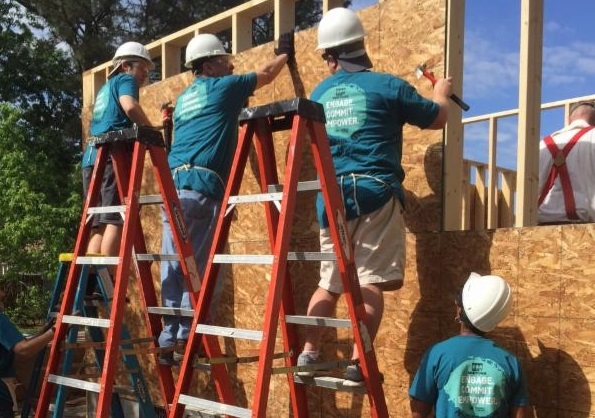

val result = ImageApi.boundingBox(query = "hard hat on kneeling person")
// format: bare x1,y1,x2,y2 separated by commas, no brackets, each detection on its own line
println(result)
109,41,154,78
317,7,366,50
461,272,512,333
185,34,231,68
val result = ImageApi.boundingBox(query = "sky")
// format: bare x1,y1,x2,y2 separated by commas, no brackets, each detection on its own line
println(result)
352,0,595,170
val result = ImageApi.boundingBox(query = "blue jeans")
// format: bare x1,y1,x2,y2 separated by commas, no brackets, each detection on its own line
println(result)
158,189,221,348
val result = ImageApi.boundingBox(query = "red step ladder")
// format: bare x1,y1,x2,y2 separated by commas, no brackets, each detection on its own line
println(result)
34,125,235,417
168,98,388,417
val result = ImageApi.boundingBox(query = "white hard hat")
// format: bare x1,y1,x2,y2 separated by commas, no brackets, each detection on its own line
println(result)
461,272,512,332
317,7,366,50
108,42,154,77
185,34,230,68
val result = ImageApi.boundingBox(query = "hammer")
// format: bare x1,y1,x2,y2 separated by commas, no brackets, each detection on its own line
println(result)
161,101,174,153
414,63,470,111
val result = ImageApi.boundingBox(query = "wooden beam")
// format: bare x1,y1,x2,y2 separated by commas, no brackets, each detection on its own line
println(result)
443,0,466,230
515,0,543,227
274,0,296,38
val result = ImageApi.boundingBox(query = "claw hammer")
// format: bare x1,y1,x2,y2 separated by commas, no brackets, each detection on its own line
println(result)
414,63,470,111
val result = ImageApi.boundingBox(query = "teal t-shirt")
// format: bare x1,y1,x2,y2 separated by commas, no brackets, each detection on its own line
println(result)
82,73,139,168
0,313,25,403
310,69,438,227
409,335,529,417
168,73,257,200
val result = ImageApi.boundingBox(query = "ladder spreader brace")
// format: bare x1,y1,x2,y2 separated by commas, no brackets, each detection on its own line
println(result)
34,125,234,417
168,98,389,418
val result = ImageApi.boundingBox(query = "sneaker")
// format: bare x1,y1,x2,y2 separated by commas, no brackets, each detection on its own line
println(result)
342,364,384,387
295,352,322,377
173,339,187,363
158,349,179,367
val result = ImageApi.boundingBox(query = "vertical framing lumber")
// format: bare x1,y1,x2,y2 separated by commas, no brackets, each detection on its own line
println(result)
443,0,466,230
515,0,543,226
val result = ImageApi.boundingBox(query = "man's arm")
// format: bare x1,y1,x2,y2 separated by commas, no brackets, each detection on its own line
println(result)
410,397,432,418
254,54,288,90
119,95,153,127
426,77,452,130
13,328,54,358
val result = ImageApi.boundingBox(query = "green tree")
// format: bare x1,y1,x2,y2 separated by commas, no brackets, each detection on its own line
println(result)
0,2,82,324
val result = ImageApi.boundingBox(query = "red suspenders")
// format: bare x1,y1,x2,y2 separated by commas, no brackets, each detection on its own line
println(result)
538,126,595,219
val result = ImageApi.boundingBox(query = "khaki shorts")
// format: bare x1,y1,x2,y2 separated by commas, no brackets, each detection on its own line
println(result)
318,197,405,294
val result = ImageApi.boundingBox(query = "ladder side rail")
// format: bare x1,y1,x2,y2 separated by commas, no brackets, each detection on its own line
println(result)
35,145,110,418
168,123,258,418
251,117,308,417
21,257,71,417
307,121,388,417
251,116,308,415
94,140,144,417
95,262,155,418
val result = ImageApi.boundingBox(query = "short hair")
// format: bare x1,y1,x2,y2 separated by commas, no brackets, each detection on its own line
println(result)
570,101,595,115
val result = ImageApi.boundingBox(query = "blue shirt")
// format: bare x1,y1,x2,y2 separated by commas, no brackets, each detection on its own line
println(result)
310,69,439,227
409,335,529,417
82,73,140,168
168,73,257,200
0,313,24,403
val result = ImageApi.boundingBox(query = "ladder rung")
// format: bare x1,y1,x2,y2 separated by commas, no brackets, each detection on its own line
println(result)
147,307,194,317
135,254,179,262
48,374,100,393
196,324,262,341
62,315,110,328
87,205,126,214
228,181,321,205
138,194,163,205
178,395,251,418
292,375,367,394
76,254,179,265
76,256,119,265
267,180,321,193
213,252,336,264
285,315,352,328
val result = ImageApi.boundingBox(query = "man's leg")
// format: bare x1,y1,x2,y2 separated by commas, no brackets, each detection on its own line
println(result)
302,287,340,353
351,284,384,361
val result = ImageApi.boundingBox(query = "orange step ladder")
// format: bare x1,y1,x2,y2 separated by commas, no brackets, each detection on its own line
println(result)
168,98,388,417
33,125,235,417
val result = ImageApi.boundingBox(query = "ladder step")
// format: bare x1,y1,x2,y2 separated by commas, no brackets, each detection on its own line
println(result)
147,307,194,317
76,254,178,265
196,324,263,341
62,315,110,328
178,395,251,418
48,374,100,393
228,181,321,205
86,195,164,214
213,252,336,264
87,205,126,215
285,315,352,328
292,375,367,394
267,180,321,193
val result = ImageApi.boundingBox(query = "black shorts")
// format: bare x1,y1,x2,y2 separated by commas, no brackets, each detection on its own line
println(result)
82,162,123,227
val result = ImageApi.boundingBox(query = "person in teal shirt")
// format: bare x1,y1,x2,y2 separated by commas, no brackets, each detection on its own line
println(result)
0,288,55,417
82,41,154,266
409,273,530,417
296,7,451,386
157,33,293,365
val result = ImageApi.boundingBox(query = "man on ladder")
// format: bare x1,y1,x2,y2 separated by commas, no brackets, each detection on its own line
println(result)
81,41,154,276
157,32,294,365
296,7,452,386
538,101,595,224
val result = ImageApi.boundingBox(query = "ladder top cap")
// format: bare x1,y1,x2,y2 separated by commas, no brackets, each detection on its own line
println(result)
89,124,165,148
239,98,326,124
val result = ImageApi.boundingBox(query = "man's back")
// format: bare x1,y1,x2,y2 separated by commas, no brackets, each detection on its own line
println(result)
538,115,595,224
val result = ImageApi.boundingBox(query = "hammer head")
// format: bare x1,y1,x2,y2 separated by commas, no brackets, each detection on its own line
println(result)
414,63,427,79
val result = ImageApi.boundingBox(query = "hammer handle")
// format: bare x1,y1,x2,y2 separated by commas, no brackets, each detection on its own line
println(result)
422,70,470,111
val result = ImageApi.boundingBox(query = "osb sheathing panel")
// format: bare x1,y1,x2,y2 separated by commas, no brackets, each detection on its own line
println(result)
76,0,595,416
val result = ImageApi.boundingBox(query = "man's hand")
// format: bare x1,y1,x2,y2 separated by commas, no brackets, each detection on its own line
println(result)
274,31,295,62
39,317,56,334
